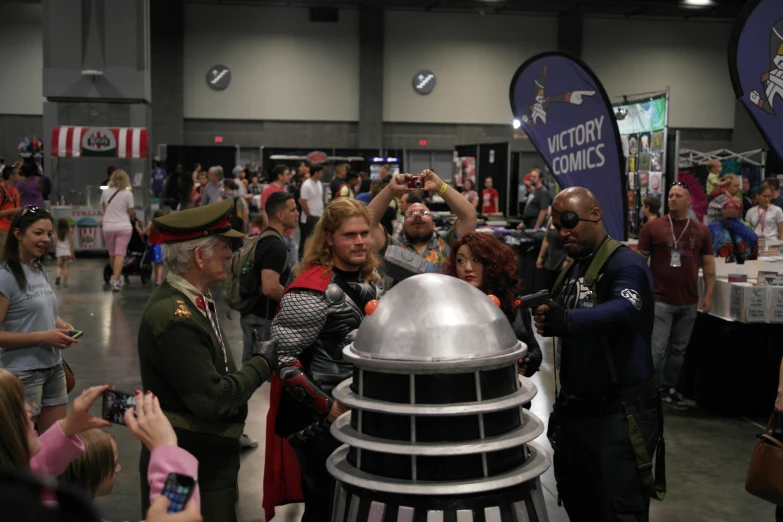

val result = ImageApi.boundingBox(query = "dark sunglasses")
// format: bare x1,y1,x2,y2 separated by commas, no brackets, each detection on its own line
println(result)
670,181,690,193
555,210,601,230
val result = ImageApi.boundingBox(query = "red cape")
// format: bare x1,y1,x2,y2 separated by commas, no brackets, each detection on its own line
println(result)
262,266,332,521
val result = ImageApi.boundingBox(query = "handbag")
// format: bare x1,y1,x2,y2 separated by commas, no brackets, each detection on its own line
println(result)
745,412,783,504
62,359,75,394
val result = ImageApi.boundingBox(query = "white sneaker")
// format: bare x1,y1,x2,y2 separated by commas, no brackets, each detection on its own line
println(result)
239,433,258,450
111,281,121,292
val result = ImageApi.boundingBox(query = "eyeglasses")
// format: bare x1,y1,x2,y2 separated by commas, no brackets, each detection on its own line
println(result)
405,210,432,218
670,182,690,193
555,210,601,230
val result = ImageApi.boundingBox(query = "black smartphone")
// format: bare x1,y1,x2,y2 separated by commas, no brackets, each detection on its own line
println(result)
160,472,197,513
68,330,83,340
101,389,136,426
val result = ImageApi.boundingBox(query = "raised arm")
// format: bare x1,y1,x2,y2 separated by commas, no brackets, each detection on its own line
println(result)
419,170,478,237
368,174,411,251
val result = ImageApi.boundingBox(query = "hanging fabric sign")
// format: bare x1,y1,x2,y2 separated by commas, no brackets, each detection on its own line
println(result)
729,0,783,161
51,126,149,158
509,52,627,240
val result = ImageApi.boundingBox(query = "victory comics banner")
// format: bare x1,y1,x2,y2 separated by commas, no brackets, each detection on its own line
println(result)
729,0,783,162
510,52,627,240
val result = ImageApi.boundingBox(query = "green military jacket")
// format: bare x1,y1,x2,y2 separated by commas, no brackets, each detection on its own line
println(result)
137,273,270,438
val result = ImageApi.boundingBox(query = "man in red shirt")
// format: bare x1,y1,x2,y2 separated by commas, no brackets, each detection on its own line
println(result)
0,166,21,261
262,165,296,266
481,176,499,214
637,182,715,409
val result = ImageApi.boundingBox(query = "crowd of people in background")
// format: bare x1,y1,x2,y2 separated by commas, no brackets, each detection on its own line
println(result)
4,150,783,521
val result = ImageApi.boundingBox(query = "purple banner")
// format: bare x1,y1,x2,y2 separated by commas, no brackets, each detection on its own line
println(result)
510,53,627,240
729,0,783,161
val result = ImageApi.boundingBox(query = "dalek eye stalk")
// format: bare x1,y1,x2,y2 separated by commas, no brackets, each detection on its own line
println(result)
327,274,551,522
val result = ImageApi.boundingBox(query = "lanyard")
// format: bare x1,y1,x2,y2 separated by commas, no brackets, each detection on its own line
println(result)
758,207,769,234
668,215,690,250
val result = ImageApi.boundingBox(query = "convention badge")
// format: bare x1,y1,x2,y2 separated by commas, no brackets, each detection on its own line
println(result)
670,249,682,268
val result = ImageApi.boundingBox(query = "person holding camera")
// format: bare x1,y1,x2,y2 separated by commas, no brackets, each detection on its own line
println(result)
531,187,664,522
367,170,477,278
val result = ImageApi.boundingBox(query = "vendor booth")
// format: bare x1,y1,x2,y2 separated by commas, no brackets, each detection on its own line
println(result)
49,126,149,252
263,148,404,185
454,142,510,216
612,89,671,238
682,260,783,417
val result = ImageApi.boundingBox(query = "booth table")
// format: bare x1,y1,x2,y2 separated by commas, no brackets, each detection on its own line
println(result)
682,259,783,417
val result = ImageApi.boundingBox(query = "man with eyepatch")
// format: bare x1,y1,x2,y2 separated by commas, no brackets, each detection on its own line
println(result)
368,169,477,285
532,187,664,522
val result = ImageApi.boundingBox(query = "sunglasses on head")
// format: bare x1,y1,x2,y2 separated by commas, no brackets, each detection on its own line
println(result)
555,210,601,230
21,206,50,217
670,181,690,193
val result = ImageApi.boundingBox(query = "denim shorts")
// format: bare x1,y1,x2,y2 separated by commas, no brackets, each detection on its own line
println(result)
14,364,68,416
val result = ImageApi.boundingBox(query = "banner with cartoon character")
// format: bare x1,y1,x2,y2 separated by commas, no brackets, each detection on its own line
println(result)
510,52,627,240
728,0,783,160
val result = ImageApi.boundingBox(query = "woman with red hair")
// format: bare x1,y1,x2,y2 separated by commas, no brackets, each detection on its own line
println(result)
442,232,542,376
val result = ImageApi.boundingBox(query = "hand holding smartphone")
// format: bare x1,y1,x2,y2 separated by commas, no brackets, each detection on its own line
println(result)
68,330,83,340
160,473,197,513
101,389,136,426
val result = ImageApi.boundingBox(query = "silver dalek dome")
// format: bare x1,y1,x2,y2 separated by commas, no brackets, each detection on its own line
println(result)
328,273,551,522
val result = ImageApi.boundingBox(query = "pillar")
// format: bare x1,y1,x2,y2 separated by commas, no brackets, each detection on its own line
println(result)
358,6,384,151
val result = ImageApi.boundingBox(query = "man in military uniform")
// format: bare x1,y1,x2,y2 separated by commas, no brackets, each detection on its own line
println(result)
137,199,278,522
532,187,665,522
262,198,383,522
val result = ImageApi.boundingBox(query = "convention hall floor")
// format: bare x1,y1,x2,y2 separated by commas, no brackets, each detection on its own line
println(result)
49,259,773,522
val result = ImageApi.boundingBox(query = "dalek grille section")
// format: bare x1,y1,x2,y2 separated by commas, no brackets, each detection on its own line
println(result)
331,363,542,485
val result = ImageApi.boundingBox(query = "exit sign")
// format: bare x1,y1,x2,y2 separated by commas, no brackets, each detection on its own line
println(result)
214,136,223,143
419,140,427,146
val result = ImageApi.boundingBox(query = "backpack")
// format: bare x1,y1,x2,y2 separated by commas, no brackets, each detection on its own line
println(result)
224,229,289,313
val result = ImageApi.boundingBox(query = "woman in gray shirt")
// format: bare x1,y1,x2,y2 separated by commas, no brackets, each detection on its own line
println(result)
0,207,79,432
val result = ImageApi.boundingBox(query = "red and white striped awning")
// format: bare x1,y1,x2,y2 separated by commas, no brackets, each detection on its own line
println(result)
51,126,149,158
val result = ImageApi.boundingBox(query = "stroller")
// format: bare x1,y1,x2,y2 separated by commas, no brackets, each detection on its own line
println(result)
103,218,153,285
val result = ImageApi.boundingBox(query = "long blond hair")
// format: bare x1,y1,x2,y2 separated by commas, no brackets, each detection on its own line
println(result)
59,429,116,498
108,169,131,190
295,198,380,282
0,368,32,467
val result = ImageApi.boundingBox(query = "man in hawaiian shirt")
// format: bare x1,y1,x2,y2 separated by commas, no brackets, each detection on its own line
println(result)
368,169,477,285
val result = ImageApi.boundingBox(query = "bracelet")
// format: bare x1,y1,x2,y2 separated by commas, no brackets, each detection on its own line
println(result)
437,182,449,196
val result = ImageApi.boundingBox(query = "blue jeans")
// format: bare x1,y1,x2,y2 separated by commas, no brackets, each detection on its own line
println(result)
651,301,698,392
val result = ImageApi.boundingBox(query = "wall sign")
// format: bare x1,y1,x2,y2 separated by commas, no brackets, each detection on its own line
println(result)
207,65,232,91
412,70,436,95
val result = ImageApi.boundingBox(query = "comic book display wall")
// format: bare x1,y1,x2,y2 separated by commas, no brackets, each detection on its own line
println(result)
616,94,669,238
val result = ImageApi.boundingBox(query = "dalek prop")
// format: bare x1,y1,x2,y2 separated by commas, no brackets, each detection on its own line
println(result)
327,273,551,522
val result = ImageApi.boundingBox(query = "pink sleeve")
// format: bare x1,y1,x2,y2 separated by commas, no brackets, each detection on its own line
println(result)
147,445,201,509
29,422,85,476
